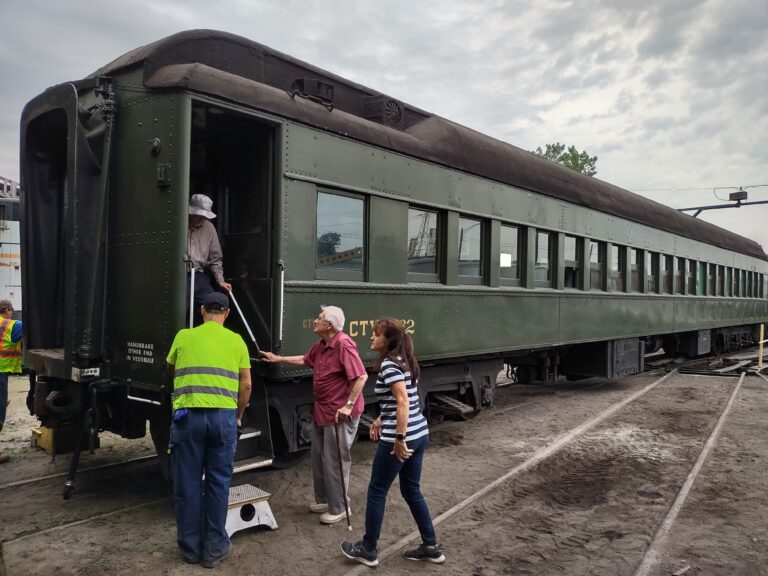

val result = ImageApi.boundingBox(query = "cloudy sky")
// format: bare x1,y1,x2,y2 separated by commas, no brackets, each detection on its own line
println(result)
1,0,766,247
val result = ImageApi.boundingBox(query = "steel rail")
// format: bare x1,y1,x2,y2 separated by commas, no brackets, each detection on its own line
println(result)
340,369,679,576
0,454,157,491
4,498,169,546
632,372,746,576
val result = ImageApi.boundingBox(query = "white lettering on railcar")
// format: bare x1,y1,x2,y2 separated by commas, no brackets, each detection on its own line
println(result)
125,341,155,364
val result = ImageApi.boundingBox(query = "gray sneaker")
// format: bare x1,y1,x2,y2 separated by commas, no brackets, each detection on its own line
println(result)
403,543,445,564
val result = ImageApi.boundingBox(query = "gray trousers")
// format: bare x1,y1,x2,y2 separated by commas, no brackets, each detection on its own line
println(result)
311,416,360,514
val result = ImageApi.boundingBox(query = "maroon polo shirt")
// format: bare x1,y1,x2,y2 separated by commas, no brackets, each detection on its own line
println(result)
303,331,367,426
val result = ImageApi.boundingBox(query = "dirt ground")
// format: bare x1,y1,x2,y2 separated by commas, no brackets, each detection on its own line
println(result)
1,369,767,576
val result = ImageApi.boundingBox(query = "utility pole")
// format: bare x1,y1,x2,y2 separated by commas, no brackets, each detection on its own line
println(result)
677,185,768,217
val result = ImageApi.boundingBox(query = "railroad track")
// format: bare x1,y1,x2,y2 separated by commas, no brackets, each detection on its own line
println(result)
0,370,676,544
340,369,751,575
3,367,759,575
0,374,618,555
0,454,158,491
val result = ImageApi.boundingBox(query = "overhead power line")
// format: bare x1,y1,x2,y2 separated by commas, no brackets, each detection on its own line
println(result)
631,187,715,193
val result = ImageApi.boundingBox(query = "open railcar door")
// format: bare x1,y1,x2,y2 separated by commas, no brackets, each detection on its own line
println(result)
189,100,277,469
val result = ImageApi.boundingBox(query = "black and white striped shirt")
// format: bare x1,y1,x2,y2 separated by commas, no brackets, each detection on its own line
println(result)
375,358,428,443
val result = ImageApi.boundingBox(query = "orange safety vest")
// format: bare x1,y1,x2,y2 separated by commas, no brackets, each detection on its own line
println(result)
0,318,22,373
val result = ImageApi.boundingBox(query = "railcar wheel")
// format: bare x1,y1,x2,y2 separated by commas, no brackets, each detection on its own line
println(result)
271,448,309,469
712,334,724,356
149,413,172,484
516,365,533,385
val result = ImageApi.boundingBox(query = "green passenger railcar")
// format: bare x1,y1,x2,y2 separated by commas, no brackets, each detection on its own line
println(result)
19,30,768,495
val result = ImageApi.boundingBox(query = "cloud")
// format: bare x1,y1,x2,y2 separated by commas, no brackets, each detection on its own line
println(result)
0,0,765,248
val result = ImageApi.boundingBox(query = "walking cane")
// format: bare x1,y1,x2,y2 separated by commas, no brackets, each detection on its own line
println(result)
334,421,353,531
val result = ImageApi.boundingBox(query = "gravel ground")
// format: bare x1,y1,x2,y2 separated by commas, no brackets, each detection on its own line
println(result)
1,369,766,576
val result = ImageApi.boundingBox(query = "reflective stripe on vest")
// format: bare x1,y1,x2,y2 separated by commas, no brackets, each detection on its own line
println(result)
173,366,239,401
175,366,239,380
0,319,21,373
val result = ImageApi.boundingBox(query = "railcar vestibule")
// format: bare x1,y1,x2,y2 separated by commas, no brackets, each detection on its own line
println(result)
188,101,277,350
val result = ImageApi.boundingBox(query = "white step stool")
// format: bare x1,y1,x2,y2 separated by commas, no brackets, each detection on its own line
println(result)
226,483,278,537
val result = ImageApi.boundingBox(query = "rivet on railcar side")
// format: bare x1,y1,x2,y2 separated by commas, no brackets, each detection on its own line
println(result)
18,30,768,495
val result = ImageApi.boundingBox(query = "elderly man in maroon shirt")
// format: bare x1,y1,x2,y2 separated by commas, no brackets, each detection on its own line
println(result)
262,305,368,524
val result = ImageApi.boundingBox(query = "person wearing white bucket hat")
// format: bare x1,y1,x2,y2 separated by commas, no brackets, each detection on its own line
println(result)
188,194,232,325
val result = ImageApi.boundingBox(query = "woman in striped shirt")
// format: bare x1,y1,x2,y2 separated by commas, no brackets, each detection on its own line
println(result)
341,318,444,568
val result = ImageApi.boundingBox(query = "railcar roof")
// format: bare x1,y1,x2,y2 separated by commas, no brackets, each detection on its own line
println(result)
92,29,766,261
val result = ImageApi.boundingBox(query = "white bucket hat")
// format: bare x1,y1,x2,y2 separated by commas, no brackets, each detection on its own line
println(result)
189,194,216,219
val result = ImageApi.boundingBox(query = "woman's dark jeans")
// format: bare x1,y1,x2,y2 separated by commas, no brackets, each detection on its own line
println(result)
362,435,437,552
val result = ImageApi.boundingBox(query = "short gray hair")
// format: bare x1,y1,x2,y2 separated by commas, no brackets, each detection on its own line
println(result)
321,305,345,332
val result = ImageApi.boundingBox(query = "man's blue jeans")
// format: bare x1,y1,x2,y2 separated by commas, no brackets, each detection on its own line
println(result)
171,408,237,563
0,372,8,427
362,435,437,552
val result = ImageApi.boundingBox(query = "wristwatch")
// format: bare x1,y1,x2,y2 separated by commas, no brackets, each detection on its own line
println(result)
395,433,405,441
345,399,354,408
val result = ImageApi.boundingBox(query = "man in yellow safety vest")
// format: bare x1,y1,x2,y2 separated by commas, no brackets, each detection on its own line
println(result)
0,299,22,464
166,291,252,568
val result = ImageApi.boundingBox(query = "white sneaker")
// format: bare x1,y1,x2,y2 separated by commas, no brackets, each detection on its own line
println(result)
320,508,351,524
309,502,329,513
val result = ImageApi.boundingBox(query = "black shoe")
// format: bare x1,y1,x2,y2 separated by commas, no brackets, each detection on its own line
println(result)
181,555,201,565
201,546,231,569
403,543,445,564
341,540,379,568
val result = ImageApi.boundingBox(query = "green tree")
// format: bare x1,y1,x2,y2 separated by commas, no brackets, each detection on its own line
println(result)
532,142,598,176
317,232,342,257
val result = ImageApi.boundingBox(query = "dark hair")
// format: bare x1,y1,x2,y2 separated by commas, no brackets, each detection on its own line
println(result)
373,317,420,379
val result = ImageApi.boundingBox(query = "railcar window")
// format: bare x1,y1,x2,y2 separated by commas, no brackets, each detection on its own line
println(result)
630,249,641,292
687,260,696,295
564,235,581,289
708,264,716,296
747,271,754,297
609,245,626,292
717,265,725,296
662,255,673,293
675,258,684,294
696,262,706,295
535,231,552,286
458,217,483,278
741,270,747,297
407,208,439,275
589,241,605,291
316,192,365,273
499,225,522,285
761,274,766,299
657,254,666,293
732,268,738,297
647,252,659,293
